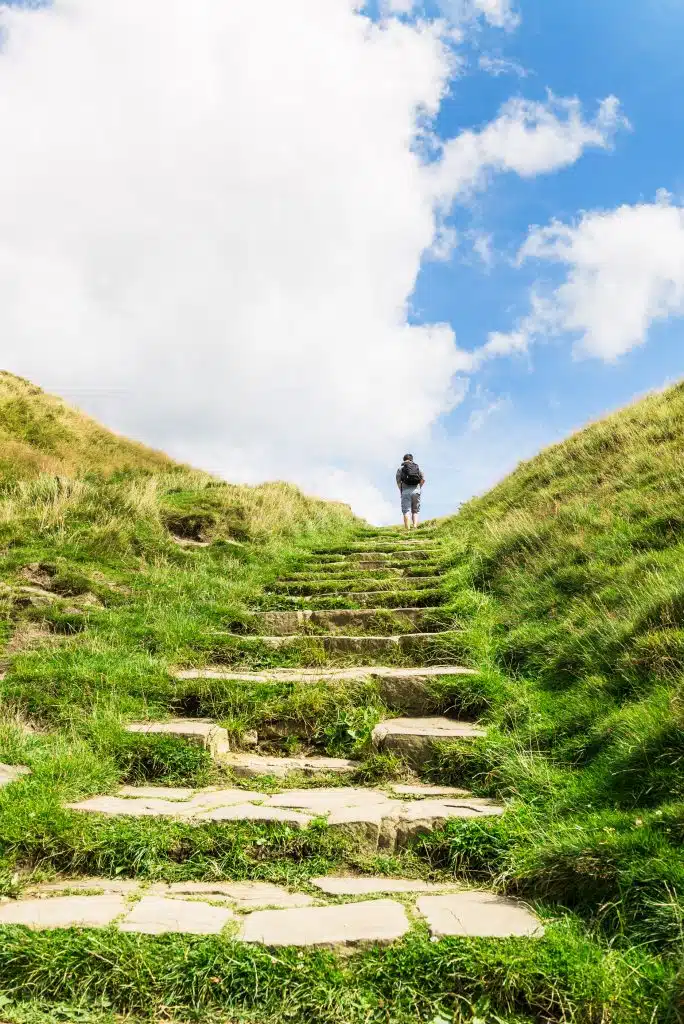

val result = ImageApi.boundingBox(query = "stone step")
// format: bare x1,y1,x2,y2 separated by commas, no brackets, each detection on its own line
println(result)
271,589,445,609
248,608,448,636
285,567,405,579
0,883,542,942
65,784,503,851
252,631,460,661
270,576,443,595
0,763,30,789
372,717,486,768
248,602,450,634
349,542,438,551
176,664,475,714
311,876,464,896
126,720,231,759
309,550,432,563
286,563,440,578
224,752,357,779
125,726,354,777
240,899,408,947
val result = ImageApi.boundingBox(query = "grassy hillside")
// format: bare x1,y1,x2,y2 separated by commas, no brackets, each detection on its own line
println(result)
0,372,177,480
1,377,683,1024
429,383,684,983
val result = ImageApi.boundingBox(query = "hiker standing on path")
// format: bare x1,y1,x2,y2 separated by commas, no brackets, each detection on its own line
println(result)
396,454,425,530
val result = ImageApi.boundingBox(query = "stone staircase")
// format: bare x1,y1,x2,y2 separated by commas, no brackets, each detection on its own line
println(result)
2,529,545,946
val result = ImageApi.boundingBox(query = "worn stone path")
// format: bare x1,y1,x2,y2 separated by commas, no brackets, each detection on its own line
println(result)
0,530,546,945
0,763,29,788
0,876,543,943
66,783,504,850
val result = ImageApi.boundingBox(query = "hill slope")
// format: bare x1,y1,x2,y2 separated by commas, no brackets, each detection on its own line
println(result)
0,372,176,480
431,382,684,969
0,378,682,1024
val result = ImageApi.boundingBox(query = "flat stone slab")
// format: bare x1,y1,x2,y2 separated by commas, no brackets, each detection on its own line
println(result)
0,884,540,942
176,666,475,683
64,784,502,850
126,719,230,759
118,786,194,800
225,752,357,779
417,892,544,939
254,633,456,659
120,896,235,935
390,784,471,797
240,899,410,948
0,764,30,789
373,717,486,766
36,878,141,895
197,804,313,827
279,591,444,609
66,788,262,818
250,609,430,636
0,894,126,929
166,881,314,909
265,787,389,811
29,878,312,911
311,877,463,896
271,578,442,595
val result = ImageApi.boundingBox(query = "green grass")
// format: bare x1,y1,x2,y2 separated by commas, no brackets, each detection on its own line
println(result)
412,383,684,998
0,923,675,1024
3,376,684,1022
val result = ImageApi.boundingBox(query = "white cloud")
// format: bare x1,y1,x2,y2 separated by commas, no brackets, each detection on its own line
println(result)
511,198,684,361
0,1,624,521
466,391,511,431
478,53,529,77
472,0,520,30
386,0,519,29
438,0,520,30
432,94,627,203
470,231,495,268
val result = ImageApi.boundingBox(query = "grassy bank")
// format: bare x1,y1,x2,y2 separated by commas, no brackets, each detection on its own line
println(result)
426,384,684,988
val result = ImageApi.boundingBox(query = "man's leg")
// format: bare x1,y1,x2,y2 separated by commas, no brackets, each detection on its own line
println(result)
400,489,410,528
411,489,421,529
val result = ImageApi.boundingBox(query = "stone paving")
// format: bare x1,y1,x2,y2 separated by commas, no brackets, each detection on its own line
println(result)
0,536,548,951
126,719,231,759
0,763,30,788
65,784,504,850
0,876,543,943
372,717,486,766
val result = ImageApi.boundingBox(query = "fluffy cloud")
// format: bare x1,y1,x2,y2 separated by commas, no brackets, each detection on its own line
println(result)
0,0,622,521
432,95,626,202
497,197,684,362
437,0,520,30
387,0,519,28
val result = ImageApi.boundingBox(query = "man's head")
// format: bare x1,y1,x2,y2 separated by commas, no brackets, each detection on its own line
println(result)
403,453,413,462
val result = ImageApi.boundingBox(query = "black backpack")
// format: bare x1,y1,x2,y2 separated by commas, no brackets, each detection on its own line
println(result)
400,461,422,485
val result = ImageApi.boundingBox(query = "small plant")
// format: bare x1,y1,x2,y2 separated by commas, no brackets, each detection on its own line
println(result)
111,734,213,786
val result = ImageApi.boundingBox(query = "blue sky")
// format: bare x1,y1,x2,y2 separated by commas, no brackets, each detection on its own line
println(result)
1,0,683,522
397,0,684,516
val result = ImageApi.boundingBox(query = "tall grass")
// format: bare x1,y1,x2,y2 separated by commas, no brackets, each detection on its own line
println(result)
428,381,684,965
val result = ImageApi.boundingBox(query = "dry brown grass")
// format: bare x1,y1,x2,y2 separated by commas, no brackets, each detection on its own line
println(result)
0,371,176,481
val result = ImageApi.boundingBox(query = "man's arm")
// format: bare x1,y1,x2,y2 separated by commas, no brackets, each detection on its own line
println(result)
396,468,403,491
420,476,426,487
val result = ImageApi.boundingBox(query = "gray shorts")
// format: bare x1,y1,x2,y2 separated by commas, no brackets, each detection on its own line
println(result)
400,485,421,515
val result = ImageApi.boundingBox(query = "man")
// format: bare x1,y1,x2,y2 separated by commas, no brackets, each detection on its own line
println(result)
396,453,425,529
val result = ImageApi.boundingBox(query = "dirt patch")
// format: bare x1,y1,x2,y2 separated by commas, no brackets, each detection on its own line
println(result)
6,620,68,654
18,563,54,589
